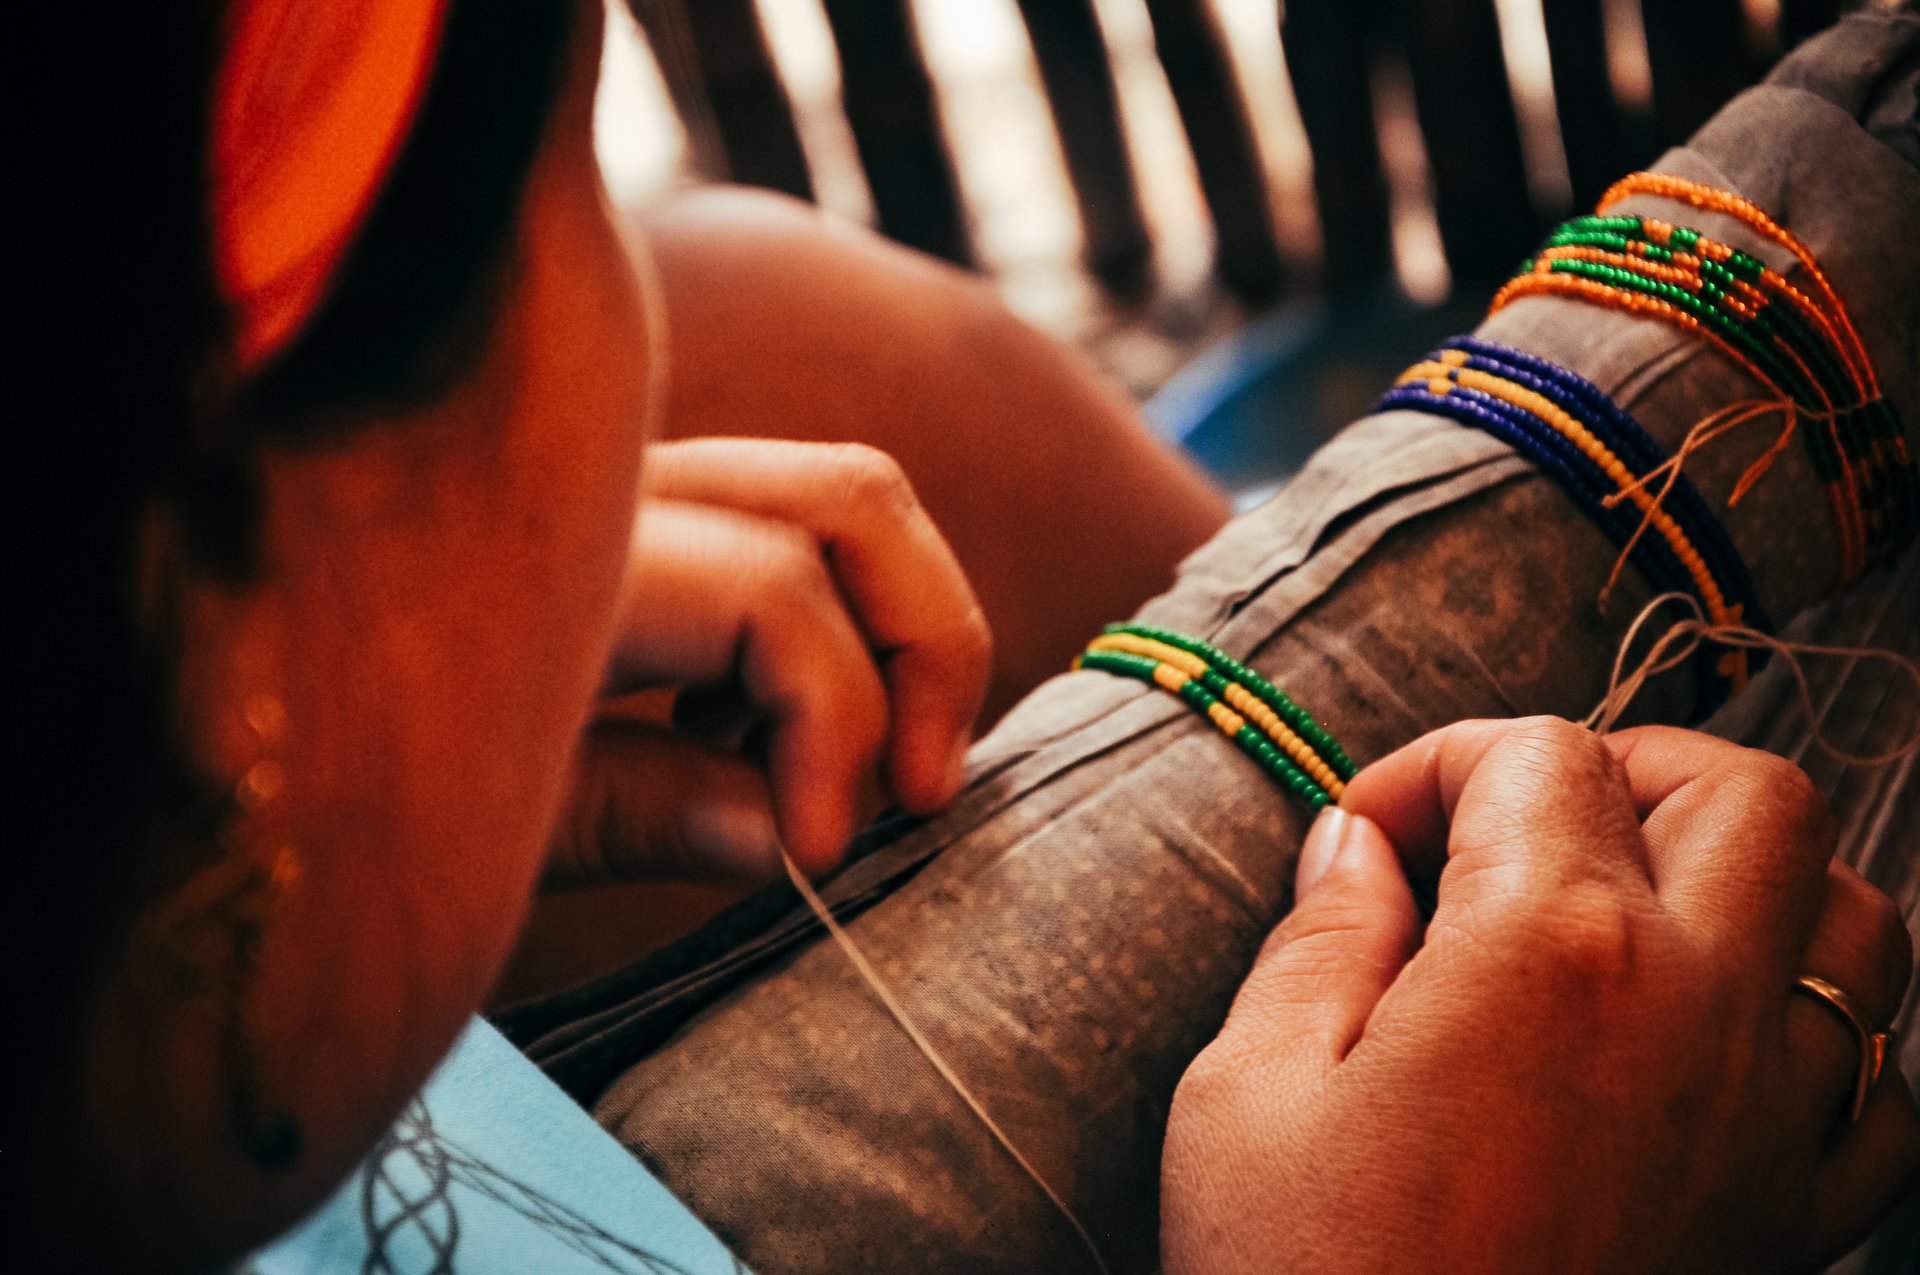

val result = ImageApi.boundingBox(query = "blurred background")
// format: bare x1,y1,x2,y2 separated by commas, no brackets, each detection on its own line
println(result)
589,0,1855,500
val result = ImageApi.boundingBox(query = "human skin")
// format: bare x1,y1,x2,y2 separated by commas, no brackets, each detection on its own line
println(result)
586,20,1920,1256
72,4,655,1264
68,6,1009,1267
1162,719,1920,1273
505,188,1234,997
639,187,1234,728
60,3,1916,1271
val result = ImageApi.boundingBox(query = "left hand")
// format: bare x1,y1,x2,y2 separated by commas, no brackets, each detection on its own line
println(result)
548,438,991,885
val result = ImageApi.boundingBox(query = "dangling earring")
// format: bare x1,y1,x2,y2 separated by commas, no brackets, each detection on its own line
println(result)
129,692,305,1172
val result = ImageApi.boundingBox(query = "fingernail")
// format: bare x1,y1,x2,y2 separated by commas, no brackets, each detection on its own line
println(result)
1296,806,1353,898
683,799,784,882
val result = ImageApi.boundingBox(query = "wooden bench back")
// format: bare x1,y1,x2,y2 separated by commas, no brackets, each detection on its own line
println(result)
624,1,1844,307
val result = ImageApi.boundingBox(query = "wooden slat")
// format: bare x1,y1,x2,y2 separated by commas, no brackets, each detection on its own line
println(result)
1281,0,1394,295
1398,0,1539,283
622,0,729,182
1013,0,1153,296
1639,0,1762,148
820,0,970,265
652,0,813,199
1142,0,1285,304
1539,0,1636,209
1778,0,1843,52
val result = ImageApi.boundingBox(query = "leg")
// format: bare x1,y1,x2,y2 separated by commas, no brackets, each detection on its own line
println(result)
640,186,1231,726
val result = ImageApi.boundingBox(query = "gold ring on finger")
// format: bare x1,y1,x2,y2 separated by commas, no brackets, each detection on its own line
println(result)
1792,974,1897,1124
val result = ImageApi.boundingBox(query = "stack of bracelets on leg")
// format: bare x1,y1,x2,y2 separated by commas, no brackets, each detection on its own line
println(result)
1375,336,1770,720
1492,173,1917,583
1073,624,1357,811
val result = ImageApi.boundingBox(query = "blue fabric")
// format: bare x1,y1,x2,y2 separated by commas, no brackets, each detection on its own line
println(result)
244,1019,748,1274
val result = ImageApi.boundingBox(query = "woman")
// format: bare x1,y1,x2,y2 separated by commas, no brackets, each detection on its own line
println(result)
14,0,1915,1270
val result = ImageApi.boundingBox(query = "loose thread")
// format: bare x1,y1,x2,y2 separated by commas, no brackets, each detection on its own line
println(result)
1593,396,1810,608
781,853,1114,1275
1584,592,1920,766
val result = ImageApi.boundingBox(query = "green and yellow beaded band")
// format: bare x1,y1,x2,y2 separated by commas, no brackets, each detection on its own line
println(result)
1073,624,1355,810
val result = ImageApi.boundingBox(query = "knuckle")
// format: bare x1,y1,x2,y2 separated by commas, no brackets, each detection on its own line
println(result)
752,524,833,603
1171,1038,1261,1119
1740,751,1825,823
1858,885,1916,1000
1755,750,1822,811
951,604,993,668
1267,916,1376,979
1512,715,1616,769
1498,717,1624,794
1476,883,1639,989
826,442,918,520
1686,752,1833,858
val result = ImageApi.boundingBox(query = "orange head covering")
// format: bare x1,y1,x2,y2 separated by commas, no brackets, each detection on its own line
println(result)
211,0,448,368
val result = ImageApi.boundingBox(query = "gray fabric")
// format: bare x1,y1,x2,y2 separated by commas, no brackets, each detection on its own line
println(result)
551,13,1920,1272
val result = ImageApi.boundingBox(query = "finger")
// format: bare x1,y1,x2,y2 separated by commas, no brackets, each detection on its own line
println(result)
1810,1063,1920,1264
1336,718,1514,875
1206,807,1421,1073
1602,727,1835,959
552,722,784,886
1340,716,1651,899
612,501,889,872
1789,861,1914,1123
643,439,990,809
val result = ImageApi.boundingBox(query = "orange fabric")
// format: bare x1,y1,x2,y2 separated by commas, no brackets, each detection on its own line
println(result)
212,0,448,367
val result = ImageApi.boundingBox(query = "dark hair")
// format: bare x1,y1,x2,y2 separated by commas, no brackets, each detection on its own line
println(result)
13,0,575,1256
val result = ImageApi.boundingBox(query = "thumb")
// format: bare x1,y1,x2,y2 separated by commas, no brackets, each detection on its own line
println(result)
1217,807,1421,1068
549,721,787,887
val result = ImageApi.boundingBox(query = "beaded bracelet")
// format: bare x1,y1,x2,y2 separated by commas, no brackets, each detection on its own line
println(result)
1492,174,1916,582
1104,623,1358,779
1442,336,1774,642
1596,173,1917,563
1377,339,1769,716
1073,626,1355,810
1525,218,1891,555
1085,632,1348,794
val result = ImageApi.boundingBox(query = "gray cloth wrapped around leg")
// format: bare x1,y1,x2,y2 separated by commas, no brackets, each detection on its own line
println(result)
505,13,1920,1273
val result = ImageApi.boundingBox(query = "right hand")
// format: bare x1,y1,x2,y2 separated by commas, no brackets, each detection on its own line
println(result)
1162,717,1919,1274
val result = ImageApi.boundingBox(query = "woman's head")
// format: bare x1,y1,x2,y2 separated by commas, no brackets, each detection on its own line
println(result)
19,1,662,1265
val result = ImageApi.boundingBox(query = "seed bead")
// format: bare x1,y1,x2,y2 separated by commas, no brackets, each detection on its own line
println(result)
1075,648,1331,806
1108,624,1359,779
1089,632,1347,794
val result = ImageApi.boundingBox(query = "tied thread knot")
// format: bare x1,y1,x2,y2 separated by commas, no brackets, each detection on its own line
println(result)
1585,591,1920,768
